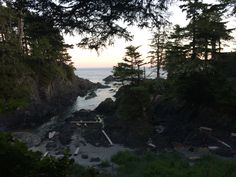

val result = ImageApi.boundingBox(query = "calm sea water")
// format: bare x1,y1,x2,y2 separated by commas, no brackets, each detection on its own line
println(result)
74,67,166,82
74,68,113,83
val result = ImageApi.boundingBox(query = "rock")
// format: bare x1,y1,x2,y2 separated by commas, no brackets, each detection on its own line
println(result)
96,82,110,88
81,154,89,159
155,125,165,134
46,141,57,151
73,109,90,116
90,157,101,162
13,132,41,147
72,109,97,122
85,91,97,100
103,75,115,84
95,98,115,114
55,151,63,155
0,75,100,130
79,140,87,146
48,131,57,139
58,123,76,145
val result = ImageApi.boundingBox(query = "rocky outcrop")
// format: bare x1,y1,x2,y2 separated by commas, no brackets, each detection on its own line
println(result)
95,98,116,115
103,75,115,84
0,74,100,130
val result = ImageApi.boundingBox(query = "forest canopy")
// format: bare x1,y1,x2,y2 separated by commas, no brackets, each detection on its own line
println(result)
1,0,170,50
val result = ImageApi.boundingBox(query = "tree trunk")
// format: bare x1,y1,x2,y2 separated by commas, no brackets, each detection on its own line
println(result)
18,10,24,51
218,40,221,53
211,39,216,59
137,65,140,85
156,35,160,79
143,66,146,79
191,0,198,60
204,38,208,61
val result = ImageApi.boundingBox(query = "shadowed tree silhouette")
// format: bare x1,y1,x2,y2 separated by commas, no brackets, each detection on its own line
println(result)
3,0,170,50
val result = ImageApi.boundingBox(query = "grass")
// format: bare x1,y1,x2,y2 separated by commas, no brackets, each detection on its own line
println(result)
111,151,236,177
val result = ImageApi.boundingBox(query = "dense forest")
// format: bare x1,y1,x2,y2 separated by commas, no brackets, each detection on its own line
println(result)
0,0,236,177
0,0,75,113
113,0,236,130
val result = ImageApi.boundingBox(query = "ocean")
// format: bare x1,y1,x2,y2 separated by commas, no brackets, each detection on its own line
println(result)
72,68,119,111
74,67,166,82
72,67,166,111
74,68,113,84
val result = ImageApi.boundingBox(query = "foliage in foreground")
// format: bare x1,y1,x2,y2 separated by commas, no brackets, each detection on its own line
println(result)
0,133,74,177
112,151,236,177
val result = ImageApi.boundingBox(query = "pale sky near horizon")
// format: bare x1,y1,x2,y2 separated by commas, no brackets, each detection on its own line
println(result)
64,0,236,68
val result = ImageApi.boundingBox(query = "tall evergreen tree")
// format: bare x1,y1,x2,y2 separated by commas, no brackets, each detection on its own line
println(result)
165,25,188,77
113,45,145,84
148,26,168,78
180,0,205,60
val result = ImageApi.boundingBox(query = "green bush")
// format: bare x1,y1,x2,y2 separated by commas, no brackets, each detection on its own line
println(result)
111,151,140,165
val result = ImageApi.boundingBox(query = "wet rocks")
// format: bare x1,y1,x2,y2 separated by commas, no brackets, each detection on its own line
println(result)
96,82,110,89
85,91,97,100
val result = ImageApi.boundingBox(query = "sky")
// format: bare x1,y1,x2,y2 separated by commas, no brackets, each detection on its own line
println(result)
64,0,236,68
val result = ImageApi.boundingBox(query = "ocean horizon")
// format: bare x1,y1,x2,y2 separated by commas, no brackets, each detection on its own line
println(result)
74,67,113,83
75,67,166,83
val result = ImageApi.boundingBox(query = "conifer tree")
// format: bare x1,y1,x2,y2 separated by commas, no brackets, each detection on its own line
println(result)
113,45,145,84
148,26,168,78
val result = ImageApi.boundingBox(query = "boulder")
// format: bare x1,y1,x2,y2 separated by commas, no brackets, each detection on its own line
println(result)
72,109,97,121
103,75,115,84
46,141,57,151
81,154,89,159
13,132,41,147
95,82,110,88
85,91,97,100
90,157,101,162
95,98,116,114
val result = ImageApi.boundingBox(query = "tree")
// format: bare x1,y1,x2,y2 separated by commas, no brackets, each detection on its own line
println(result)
3,0,170,50
113,45,145,85
180,1,233,61
165,25,188,78
148,26,168,78
194,4,233,60
180,0,204,60
0,4,75,112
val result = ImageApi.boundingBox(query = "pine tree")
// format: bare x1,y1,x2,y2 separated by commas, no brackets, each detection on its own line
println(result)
113,45,145,85
148,26,168,78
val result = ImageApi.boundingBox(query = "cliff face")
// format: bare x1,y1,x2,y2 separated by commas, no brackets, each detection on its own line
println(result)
0,71,97,130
